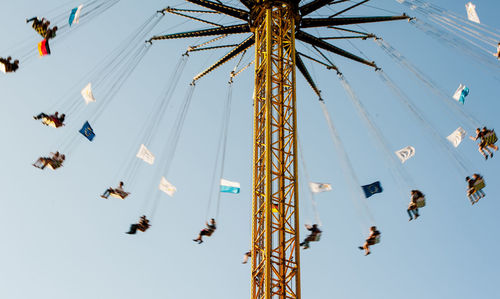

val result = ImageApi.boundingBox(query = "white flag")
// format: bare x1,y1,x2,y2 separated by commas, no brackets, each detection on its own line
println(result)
81,83,96,104
309,182,332,193
447,127,466,148
452,84,469,104
465,2,480,24
136,144,155,165
73,5,83,24
159,177,176,197
395,146,415,163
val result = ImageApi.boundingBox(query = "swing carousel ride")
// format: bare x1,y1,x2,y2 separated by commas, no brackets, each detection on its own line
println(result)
0,0,499,299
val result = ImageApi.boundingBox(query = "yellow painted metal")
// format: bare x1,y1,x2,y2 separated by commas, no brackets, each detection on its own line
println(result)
251,2,300,299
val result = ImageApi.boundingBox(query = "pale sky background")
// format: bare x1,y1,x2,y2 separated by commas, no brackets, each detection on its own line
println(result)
0,0,499,298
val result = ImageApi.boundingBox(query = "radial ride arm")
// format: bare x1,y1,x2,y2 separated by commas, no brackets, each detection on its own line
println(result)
187,0,249,21
193,36,254,81
296,30,377,68
301,14,410,28
149,24,250,41
296,52,321,98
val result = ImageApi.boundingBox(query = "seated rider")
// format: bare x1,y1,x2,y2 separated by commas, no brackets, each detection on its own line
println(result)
126,215,151,234
242,251,251,264
470,128,492,160
0,56,11,65
193,218,216,244
33,151,65,170
407,190,424,221
45,26,58,40
358,226,381,256
466,174,485,204
26,17,50,38
33,111,65,127
0,56,19,73
101,181,128,199
466,176,477,204
300,224,322,249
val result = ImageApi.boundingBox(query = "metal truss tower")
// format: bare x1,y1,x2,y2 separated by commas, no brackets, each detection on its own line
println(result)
149,1,409,298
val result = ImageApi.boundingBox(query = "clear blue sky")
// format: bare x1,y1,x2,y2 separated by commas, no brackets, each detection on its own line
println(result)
0,0,499,298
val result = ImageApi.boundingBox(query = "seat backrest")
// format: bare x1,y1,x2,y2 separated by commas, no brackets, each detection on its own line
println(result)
313,233,322,242
474,179,485,191
484,131,498,144
416,196,426,208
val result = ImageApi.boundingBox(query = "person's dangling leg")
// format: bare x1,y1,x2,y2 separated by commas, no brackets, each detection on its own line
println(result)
126,224,138,234
40,158,49,169
101,188,112,199
34,113,48,120
479,147,488,160
407,209,413,221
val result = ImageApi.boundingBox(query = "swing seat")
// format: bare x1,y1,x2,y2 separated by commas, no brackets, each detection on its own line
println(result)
33,24,48,38
483,131,497,145
109,190,130,200
312,233,321,242
41,116,63,128
46,160,62,170
368,235,381,245
473,179,485,192
137,223,150,232
416,196,426,208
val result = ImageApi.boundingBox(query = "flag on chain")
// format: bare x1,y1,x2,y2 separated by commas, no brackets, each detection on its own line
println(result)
159,177,176,197
136,144,155,165
69,5,83,26
38,39,51,56
465,2,480,23
81,83,96,104
220,179,240,194
361,181,383,198
394,146,415,163
452,84,469,104
447,127,466,148
79,121,95,141
309,182,332,193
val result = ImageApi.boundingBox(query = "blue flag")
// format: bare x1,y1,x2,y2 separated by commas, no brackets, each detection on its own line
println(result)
220,179,240,194
79,121,95,141
452,84,469,105
459,87,469,104
362,181,383,198
68,5,83,26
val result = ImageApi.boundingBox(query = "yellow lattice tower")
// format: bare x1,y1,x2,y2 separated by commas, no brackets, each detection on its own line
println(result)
252,3,300,298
